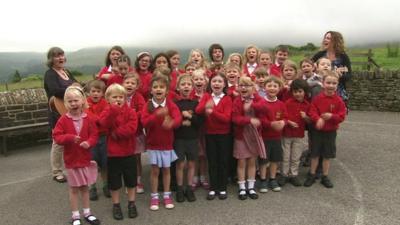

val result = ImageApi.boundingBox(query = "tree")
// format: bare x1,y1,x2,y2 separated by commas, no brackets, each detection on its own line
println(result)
12,70,22,83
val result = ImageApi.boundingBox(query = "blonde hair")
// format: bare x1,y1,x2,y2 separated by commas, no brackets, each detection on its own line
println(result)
265,76,284,88
224,62,241,73
254,67,269,78
64,86,88,110
188,49,209,69
226,53,243,69
242,44,260,65
176,74,193,90
123,72,141,86
105,83,127,101
322,70,339,81
238,76,254,86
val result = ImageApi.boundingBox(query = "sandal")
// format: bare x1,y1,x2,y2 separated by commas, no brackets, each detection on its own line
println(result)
53,175,66,183
84,215,101,225
71,218,81,225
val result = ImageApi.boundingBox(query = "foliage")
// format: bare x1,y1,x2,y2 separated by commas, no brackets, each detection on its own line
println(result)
12,70,22,83
21,74,43,82
70,70,83,76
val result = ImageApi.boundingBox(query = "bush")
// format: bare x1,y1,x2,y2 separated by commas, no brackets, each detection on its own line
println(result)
70,70,83,76
12,70,22,83
21,74,43,82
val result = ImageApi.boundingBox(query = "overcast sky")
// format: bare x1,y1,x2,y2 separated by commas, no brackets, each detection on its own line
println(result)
1,0,399,52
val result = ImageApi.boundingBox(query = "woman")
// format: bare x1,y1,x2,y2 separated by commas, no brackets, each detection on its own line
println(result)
312,31,352,104
44,47,77,183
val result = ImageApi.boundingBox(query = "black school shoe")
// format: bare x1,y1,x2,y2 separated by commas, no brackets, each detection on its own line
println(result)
128,202,138,218
207,191,216,200
185,186,196,202
176,186,185,202
247,189,259,200
218,191,227,200
289,176,302,187
320,176,334,188
84,215,101,225
112,204,123,220
303,173,316,187
238,189,247,200
277,176,288,187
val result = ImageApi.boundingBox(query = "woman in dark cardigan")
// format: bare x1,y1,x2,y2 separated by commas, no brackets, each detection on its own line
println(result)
44,47,76,183
312,31,352,105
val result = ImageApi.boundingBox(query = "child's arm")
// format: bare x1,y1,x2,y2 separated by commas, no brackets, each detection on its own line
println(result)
80,118,99,149
98,104,117,129
209,96,232,123
168,102,183,129
251,95,269,114
52,117,77,145
141,105,159,128
232,100,251,126
321,100,346,124
113,109,138,139
195,94,208,115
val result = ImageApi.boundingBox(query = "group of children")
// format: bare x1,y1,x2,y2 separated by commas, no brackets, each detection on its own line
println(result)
53,44,346,224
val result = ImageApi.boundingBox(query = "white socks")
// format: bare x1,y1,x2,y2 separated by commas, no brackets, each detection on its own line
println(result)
238,180,246,190
247,179,256,189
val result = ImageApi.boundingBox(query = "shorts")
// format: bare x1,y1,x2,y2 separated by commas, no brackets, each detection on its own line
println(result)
91,135,107,169
310,130,337,159
107,156,137,190
174,139,199,162
259,139,283,163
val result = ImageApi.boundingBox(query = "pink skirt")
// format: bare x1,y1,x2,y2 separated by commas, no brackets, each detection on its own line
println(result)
135,134,146,154
233,124,266,159
66,161,98,187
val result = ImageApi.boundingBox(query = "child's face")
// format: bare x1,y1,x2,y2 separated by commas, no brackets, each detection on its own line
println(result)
89,87,103,103
292,89,305,102
138,56,151,71
210,75,225,95
238,82,254,98
230,55,241,66
318,59,332,72
123,77,138,96
109,50,122,66
170,54,180,69
191,51,202,65
192,74,207,91
225,68,240,84
275,51,288,64
151,80,168,102
323,76,338,96
283,66,296,81
155,56,168,68
185,66,196,75
65,92,84,113
118,62,129,76
178,77,193,98
256,75,266,87
246,48,258,63
259,53,272,67
265,81,280,98
301,62,314,76
212,49,223,62
108,92,125,107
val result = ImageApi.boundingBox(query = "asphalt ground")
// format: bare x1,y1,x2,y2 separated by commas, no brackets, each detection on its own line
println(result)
0,110,399,225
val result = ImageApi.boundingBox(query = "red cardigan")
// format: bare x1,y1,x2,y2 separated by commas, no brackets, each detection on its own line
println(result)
283,98,310,138
86,97,109,134
261,99,288,140
127,92,146,135
53,114,98,169
137,70,152,100
141,98,182,150
195,93,232,134
269,63,282,77
99,104,138,157
308,92,346,132
232,94,268,139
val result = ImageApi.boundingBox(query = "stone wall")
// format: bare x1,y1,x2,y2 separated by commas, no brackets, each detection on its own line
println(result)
347,70,400,112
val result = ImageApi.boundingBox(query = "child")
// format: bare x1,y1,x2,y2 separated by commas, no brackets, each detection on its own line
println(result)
258,50,273,73
134,51,153,99
174,74,203,202
141,75,182,210
253,67,269,98
151,52,177,92
99,84,138,220
122,73,147,194
259,76,287,192
225,62,241,98
226,52,243,69
270,45,289,77
53,86,100,225
279,60,298,102
184,62,198,76
187,49,209,72
96,46,125,82
242,45,259,79
85,80,111,200
304,71,346,188
166,50,185,74
300,58,322,98
195,73,232,200
107,55,134,87
232,77,267,200
209,43,225,65
280,79,310,187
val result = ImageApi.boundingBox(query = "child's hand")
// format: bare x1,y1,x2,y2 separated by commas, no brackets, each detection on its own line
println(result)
162,116,174,129
182,120,191,126
74,136,81,143
233,90,239,97
316,118,325,130
79,141,90,149
288,120,299,128
300,111,307,119
156,107,169,117
243,101,252,112
271,120,285,131
182,110,193,119
205,99,214,110
321,113,332,120
250,118,261,127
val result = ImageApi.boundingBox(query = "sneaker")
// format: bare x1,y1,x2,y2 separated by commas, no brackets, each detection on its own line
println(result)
207,191,216,200
185,186,196,202
269,179,281,192
218,191,227,200
238,189,247,200
277,176,288,187
247,188,259,200
304,173,316,187
89,187,98,201
136,183,144,194
163,195,175,209
84,214,100,225
320,176,334,188
289,176,302,187
150,198,159,211
103,185,111,198
258,180,268,193
176,186,185,203
128,202,138,218
112,204,123,220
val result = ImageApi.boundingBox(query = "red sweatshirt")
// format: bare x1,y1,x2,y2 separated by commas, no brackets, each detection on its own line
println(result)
141,98,182,150
97,66,111,83
232,94,268,139
53,113,98,169
283,98,310,138
137,70,152,100
99,104,138,157
269,63,282,77
127,92,146,135
261,98,288,140
86,97,108,134
308,92,346,132
195,93,232,134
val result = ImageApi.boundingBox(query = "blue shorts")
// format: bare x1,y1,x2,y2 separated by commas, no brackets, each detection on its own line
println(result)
91,135,107,169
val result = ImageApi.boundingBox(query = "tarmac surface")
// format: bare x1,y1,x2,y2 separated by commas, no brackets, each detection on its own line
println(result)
0,110,399,225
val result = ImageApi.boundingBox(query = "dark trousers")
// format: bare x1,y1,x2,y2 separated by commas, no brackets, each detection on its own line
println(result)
205,134,231,192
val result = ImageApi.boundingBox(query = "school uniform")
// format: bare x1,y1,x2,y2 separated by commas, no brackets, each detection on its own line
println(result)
137,70,153,100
